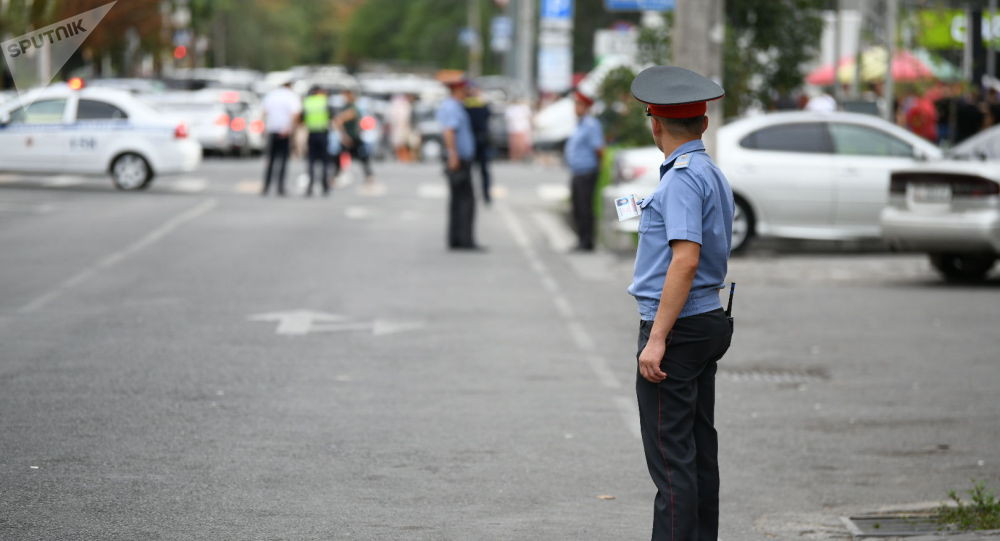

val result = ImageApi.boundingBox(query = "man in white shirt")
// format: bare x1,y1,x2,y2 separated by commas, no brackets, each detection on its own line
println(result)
261,80,302,196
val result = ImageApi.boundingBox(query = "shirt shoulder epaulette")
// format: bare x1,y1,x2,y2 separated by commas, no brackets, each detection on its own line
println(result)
673,153,692,169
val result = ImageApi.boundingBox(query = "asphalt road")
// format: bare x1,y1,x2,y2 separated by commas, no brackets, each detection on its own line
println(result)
1,157,998,540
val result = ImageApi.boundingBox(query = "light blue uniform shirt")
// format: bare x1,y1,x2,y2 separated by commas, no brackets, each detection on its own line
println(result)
565,115,604,174
628,139,735,320
436,97,475,161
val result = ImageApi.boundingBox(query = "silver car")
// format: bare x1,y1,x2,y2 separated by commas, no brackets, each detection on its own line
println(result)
881,162,1000,282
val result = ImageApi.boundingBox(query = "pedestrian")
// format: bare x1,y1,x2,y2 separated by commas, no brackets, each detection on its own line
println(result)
628,66,735,541
332,88,375,189
261,78,301,196
903,88,938,143
388,93,414,162
564,88,604,252
804,87,837,112
505,97,533,161
437,76,480,251
464,82,494,205
302,86,334,196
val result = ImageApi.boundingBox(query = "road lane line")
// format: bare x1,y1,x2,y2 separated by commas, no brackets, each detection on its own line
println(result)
43,175,86,187
18,198,218,313
531,211,576,252
498,203,635,438
614,396,642,440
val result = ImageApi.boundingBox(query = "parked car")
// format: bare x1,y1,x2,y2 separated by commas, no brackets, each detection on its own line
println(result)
602,111,944,252
946,124,1000,161
143,89,263,156
881,163,1000,281
0,82,201,190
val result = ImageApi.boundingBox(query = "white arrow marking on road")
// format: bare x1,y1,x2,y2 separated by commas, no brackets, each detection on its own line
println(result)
248,311,423,336
248,310,348,335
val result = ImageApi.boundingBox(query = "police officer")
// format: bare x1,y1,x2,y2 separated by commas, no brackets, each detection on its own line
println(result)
436,77,480,250
302,86,333,196
564,88,604,251
628,66,735,541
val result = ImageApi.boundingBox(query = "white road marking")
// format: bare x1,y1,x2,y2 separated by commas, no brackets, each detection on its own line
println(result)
18,198,218,313
345,206,371,219
536,183,569,202
248,310,423,337
498,203,634,438
357,182,387,197
168,177,208,193
235,180,259,194
417,183,447,199
248,310,348,335
614,396,642,440
489,185,509,200
43,175,85,187
531,211,576,252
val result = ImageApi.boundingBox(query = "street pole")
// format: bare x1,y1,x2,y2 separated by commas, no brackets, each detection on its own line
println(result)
673,0,724,155
833,0,842,104
468,0,482,77
962,6,973,83
989,0,997,79
883,0,896,123
516,0,535,99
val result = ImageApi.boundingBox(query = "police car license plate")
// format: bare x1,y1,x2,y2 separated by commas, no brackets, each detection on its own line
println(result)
908,184,951,203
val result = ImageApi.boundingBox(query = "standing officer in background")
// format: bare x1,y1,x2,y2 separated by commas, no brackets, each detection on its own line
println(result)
260,78,301,196
464,82,494,205
302,86,333,196
564,88,604,252
627,66,735,541
437,77,480,250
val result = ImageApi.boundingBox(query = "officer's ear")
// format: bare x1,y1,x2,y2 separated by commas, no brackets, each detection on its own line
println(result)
702,116,709,134
650,116,662,138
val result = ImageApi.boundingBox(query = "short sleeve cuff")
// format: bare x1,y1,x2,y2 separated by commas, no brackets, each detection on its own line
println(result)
667,229,703,245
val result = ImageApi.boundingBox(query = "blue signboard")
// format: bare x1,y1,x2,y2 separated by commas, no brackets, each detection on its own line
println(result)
605,0,674,11
540,0,574,20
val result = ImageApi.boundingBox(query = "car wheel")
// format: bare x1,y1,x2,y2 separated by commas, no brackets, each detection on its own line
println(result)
111,153,152,190
929,253,996,282
731,197,755,253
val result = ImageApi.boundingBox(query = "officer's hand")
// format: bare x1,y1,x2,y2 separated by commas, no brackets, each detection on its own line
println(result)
447,153,460,171
638,340,667,383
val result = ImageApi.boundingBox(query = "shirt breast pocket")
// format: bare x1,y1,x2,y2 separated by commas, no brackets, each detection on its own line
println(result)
638,198,653,233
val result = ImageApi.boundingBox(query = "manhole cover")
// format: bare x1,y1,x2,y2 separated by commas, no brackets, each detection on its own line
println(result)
720,366,829,384
841,514,953,538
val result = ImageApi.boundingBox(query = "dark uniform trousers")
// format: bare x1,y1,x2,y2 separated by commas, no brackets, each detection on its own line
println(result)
262,133,290,195
636,308,733,541
306,131,330,195
445,160,476,248
570,170,598,249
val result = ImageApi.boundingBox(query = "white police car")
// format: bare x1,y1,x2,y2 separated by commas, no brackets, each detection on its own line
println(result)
0,80,201,190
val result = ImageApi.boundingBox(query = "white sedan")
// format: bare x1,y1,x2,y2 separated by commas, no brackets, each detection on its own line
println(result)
0,82,201,190
881,162,1000,281
603,111,943,252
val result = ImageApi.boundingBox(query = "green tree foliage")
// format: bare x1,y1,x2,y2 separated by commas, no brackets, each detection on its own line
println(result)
338,0,504,73
598,66,650,147
724,0,825,117
190,0,347,71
